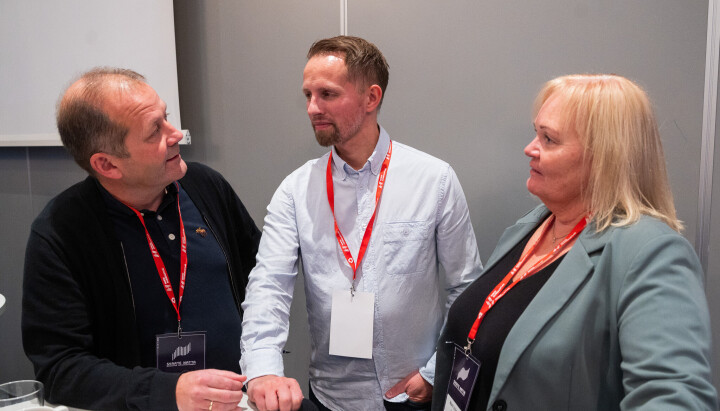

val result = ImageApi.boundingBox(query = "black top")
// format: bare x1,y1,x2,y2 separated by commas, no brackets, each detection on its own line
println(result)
434,229,564,410
101,182,243,372
23,163,260,410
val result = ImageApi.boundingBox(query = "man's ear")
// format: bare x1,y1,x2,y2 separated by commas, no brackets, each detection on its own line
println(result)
89,152,123,180
366,84,383,113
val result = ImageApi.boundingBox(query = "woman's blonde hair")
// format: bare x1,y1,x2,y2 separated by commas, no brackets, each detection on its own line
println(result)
533,74,682,232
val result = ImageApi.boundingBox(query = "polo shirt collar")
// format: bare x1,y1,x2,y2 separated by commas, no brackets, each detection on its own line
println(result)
97,179,179,216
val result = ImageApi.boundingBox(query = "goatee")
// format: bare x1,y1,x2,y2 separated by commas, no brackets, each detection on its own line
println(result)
314,127,340,147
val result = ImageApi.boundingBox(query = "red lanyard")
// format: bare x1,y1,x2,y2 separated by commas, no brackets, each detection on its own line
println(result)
326,141,392,290
120,183,188,334
464,215,588,353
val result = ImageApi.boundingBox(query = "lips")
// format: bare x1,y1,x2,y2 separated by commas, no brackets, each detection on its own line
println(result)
311,115,333,128
167,153,180,162
312,121,333,130
528,161,542,175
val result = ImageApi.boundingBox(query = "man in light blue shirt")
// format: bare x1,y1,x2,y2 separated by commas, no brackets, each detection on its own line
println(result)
240,36,483,411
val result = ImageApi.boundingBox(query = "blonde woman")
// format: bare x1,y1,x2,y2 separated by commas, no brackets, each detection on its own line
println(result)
433,74,717,410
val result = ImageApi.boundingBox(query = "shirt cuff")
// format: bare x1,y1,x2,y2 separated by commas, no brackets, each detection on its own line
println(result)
419,352,436,385
240,347,285,382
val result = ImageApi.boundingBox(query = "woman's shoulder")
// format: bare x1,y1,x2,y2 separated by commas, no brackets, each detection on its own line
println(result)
599,214,686,246
585,214,699,277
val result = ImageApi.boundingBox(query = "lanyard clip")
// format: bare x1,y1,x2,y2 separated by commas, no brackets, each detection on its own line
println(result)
464,338,474,357
350,284,356,299
177,321,182,339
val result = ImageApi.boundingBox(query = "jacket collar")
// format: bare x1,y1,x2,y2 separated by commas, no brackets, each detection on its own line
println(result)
485,204,611,404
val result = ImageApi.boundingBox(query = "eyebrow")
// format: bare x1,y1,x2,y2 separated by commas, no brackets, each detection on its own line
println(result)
154,102,168,121
303,80,344,91
534,122,557,133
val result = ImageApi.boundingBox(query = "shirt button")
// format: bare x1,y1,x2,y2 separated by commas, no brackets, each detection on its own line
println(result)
157,215,163,221
168,233,176,240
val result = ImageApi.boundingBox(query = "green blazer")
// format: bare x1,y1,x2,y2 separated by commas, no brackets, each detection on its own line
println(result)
438,205,717,410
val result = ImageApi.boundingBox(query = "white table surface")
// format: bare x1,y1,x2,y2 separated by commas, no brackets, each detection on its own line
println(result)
239,395,258,410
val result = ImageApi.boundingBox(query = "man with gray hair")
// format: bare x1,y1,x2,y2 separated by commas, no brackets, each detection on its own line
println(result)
240,36,483,411
22,68,259,410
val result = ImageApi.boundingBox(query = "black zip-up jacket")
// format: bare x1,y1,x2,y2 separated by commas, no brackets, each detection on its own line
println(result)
22,162,261,410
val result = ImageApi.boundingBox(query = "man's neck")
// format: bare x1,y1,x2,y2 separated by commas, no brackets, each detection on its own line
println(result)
334,123,381,170
98,179,167,212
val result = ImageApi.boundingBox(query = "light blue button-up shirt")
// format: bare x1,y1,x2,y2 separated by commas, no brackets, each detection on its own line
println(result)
240,127,483,410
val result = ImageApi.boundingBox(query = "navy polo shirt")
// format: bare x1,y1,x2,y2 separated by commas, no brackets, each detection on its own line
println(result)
100,181,242,373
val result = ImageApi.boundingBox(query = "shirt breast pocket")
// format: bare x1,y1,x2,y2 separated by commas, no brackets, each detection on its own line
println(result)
382,221,432,275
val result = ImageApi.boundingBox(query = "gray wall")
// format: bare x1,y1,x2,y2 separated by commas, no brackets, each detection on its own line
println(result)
0,148,87,380
1,0,717,401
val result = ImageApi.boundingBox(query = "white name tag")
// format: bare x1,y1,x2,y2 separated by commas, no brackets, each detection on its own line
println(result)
329,289,374,359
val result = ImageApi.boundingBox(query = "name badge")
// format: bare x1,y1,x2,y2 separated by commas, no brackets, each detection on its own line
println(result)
444,344,481,411
329,289,374,359
156,331,206,372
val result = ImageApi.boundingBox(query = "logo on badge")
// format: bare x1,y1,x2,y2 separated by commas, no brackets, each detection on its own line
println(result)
457,366,470,381
171,342,192,361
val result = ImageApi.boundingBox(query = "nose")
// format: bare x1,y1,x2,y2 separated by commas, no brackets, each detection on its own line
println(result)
166,121,184,146
307,95,321,117
524,136,540,158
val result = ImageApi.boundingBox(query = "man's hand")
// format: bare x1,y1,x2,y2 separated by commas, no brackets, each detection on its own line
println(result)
176,369,246,411
246,375,303,411
384,370,432,403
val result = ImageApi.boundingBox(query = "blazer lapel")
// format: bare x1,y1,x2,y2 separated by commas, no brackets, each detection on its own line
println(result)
487,212,609,405
480,206,549,276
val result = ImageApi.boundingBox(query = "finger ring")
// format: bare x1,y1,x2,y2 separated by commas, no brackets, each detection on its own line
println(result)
209,400,214,410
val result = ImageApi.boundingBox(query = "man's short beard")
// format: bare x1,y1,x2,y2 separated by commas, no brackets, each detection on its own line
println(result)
314,126,340,147
312,108,365,148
